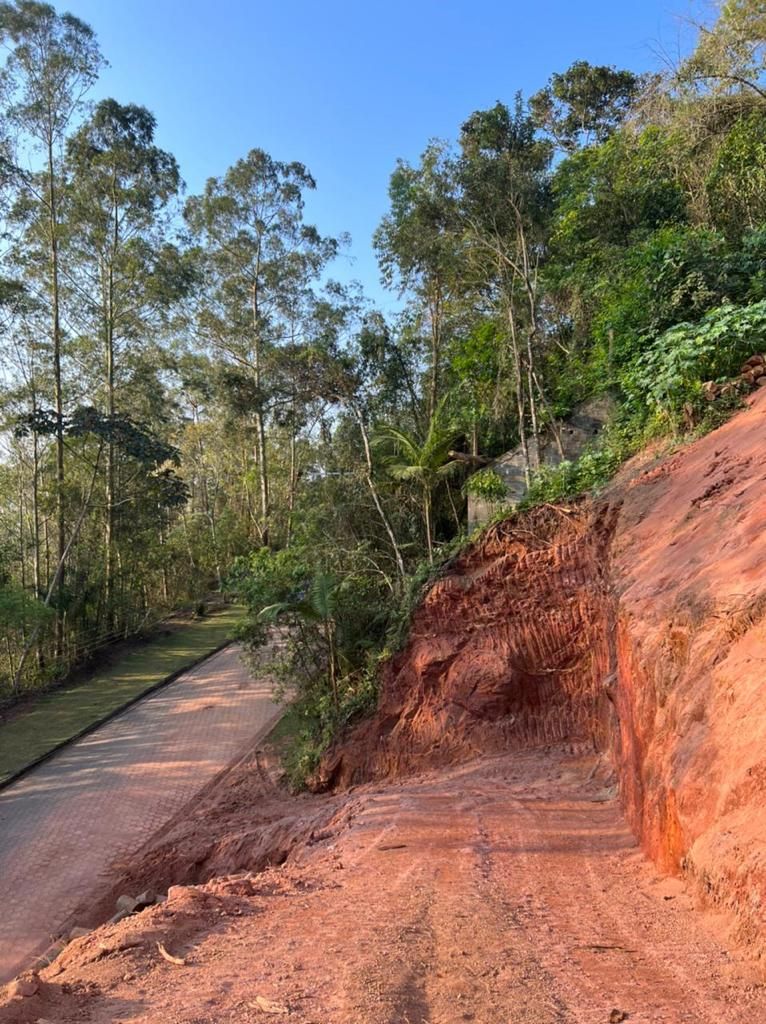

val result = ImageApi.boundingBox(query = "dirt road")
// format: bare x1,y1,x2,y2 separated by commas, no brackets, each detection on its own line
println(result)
0,645,281,984
7,746,763,1023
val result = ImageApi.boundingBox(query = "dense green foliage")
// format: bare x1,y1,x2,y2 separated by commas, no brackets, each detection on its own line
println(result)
0,2,764,781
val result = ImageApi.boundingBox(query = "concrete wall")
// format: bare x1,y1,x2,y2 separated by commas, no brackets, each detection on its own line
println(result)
467,395,616,531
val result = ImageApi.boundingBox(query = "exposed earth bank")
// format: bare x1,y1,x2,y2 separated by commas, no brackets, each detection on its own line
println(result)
319,387,766,960
2,392,766,1022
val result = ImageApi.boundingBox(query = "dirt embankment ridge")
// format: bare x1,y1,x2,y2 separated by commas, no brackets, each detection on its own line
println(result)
319,387,766,954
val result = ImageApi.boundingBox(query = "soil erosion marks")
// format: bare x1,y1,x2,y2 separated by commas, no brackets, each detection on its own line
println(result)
316,501,620,788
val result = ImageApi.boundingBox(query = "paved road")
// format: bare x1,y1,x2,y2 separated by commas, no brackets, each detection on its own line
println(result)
0,644,281,983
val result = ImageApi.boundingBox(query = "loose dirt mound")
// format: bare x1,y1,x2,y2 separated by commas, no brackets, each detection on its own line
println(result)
79,747,346,933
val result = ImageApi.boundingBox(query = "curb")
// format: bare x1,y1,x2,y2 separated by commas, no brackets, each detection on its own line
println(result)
0,638,235,794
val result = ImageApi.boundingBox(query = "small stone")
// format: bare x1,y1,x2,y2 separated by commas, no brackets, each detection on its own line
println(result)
135,890,156,908
68,926,91,941
116,894,138,914
609,1011,628,1023
154,893,167,904
109,908,132,925
7,974,39,998
38,941,66,966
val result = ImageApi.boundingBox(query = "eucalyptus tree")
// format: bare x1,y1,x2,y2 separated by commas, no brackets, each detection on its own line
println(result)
374,141,463,422
304,293,409,580
459,99,554,480
529,61,642,151
184,149,338,547
64,99,182,625
0,0,103,645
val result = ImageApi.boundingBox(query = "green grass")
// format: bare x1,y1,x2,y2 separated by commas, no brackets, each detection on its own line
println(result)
262,704,302,748
0,605,244,785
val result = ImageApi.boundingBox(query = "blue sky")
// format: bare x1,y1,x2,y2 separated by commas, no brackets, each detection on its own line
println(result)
71,0,693,311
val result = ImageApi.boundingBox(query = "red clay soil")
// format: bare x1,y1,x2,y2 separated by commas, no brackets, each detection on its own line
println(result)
3,748,766,1024
315,500,618,788
318,388,766,957
3,391,766,1021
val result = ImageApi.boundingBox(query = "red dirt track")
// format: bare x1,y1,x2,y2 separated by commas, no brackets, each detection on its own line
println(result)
2,748,764,1023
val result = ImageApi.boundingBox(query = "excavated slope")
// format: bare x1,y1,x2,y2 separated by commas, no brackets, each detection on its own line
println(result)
317,500,619,787
319,389,766,954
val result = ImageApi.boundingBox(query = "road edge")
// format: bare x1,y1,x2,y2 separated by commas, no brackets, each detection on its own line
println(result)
0,638,234,793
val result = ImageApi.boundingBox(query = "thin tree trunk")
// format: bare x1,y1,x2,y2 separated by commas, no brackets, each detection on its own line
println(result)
525,330,540,471
251,283,270,547
31,420,44,670
424,488,434,565
427,282,442,423
446,480,462,531
13,445,104,692
47,136,66,658
32,426,41,600
18,462,27,597
507,296,530,485
351,403,406,579
104,187,119,631
533,370,565,459
325,618,338,711
520,221,541,472
286,420,297,548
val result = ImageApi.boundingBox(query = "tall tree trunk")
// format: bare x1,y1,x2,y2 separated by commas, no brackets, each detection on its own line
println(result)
18,462,26,597
31,425,41,601
251,284,270,546
507,297,530,485
31,419,44,671
104,189,119,631
424,487,434,565
13,445,103,692
427,283,442,423
325,618,338,711
520,222,541,472
47,137,66,657
286,419,297,548
526,329,541,471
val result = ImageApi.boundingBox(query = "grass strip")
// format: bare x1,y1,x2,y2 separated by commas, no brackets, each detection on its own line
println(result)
0,606,244,786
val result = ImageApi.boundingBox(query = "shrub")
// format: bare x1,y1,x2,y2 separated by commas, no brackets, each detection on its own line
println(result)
625,300,766,419
464,467,508,502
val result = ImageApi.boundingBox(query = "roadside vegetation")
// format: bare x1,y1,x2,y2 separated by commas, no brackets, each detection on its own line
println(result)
0,1,764,782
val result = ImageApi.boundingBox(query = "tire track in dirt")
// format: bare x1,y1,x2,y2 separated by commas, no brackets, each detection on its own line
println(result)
493,756,751,1023
4,747,766,1023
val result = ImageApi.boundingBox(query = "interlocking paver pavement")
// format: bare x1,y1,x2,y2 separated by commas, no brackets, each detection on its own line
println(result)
0,644,281,983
